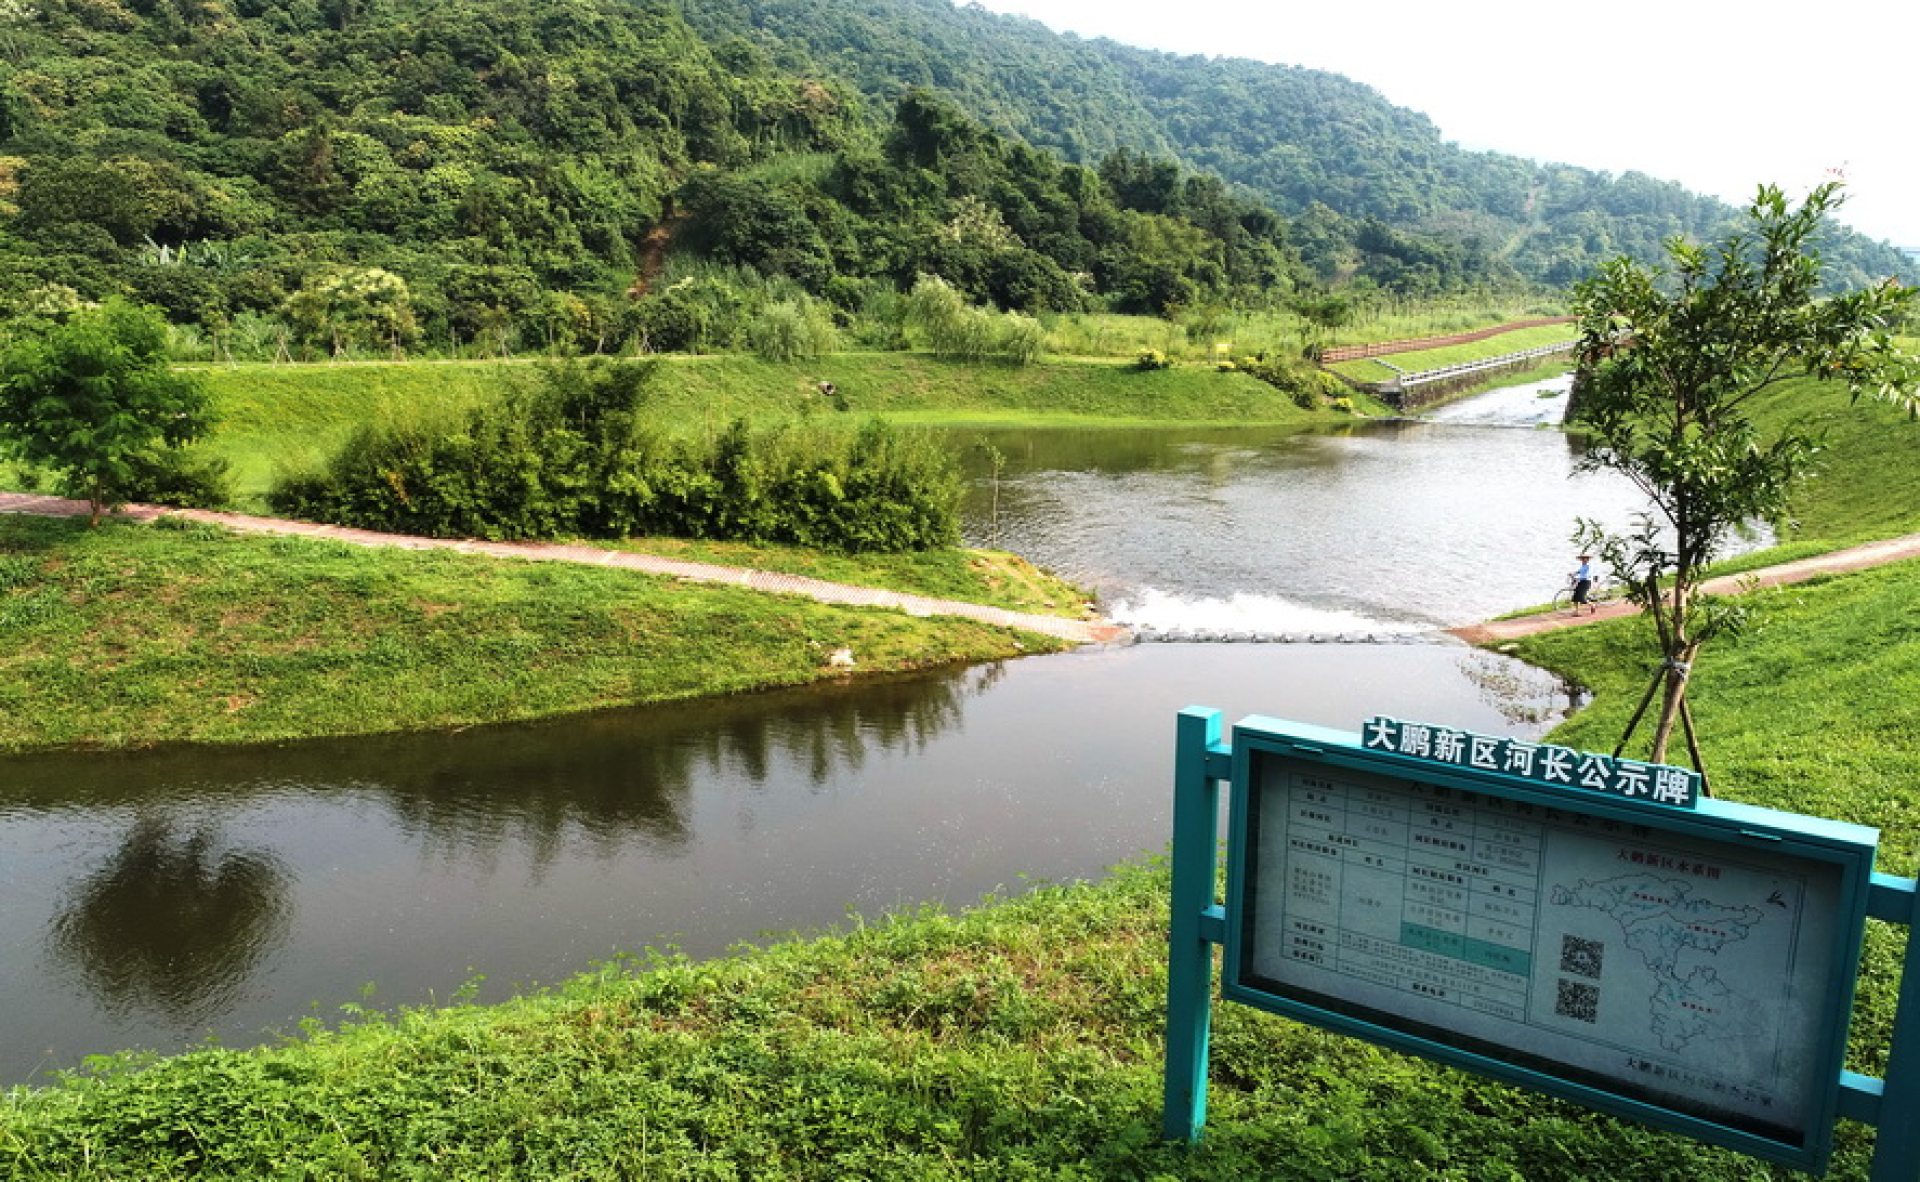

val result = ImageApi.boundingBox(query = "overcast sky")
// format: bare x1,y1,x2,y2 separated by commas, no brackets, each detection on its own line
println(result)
966,0,1920,250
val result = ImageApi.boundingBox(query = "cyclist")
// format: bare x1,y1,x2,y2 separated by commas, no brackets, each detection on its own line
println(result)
1569,553,1595,615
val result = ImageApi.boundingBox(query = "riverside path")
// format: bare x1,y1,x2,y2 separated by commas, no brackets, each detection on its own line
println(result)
0,492,1128,645
1450,532,1920,646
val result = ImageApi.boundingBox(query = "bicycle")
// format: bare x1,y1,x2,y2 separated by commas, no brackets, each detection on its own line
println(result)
1551,575,1618,614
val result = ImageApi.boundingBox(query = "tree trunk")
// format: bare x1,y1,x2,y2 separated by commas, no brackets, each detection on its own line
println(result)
1647,641,1700,765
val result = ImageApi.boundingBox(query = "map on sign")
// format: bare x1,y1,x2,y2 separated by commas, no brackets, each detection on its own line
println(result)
1552,874,1766,1055
1241,758,1845,1146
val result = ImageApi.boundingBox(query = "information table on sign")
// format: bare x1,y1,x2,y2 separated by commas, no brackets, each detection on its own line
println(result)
1242,757,1845,1147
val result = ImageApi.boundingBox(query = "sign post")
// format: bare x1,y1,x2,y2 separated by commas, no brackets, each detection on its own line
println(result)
1165,709,1920,1178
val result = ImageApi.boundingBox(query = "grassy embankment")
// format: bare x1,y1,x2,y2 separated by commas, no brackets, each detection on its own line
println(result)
1578,373,1920,580
0,513,1082,752
183,351,1369,506
4,343,1917,1177
4,557,1917,1177
0,352,1353,751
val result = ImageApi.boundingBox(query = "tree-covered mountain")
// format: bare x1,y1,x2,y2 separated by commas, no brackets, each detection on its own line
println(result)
0,0,1352,351
676,0,1915,290
0,0,1906,357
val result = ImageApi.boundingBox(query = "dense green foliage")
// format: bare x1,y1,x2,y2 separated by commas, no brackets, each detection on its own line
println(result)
678,0,1915,291
269,359,964,551
2,0,1905,364
0,512,1073,750
0,298,223,518
1568,183,1917,766
0,0,1316,355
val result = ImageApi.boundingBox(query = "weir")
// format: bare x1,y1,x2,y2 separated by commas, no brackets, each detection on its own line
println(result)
1334,340,1578,410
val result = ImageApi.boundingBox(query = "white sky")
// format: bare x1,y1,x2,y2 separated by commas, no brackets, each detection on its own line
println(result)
965,0,1920,250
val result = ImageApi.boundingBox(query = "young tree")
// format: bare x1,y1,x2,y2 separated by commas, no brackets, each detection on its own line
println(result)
1569,183,1917,785
0,298,213,524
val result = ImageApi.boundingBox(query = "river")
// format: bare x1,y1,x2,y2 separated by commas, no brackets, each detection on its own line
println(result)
0,374,1642,1084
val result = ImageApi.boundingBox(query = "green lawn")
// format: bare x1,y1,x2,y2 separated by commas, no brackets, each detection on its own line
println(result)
178,353,1342,507
0,515,1075,751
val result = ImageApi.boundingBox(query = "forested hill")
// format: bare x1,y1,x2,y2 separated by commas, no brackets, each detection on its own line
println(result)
0,0,1907,357
677,0,1915,289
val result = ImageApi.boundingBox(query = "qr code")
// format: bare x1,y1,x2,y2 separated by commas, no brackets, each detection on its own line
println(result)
1555,978,1599,1024
1559,934,1605,979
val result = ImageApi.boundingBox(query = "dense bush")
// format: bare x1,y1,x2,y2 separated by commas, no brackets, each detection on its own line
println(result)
269,359,960,551
903,276,1049,364
1235,352,1336,408
746,298,838,361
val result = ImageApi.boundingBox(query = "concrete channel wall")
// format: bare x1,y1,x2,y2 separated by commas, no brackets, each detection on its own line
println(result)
1334,340,1578,411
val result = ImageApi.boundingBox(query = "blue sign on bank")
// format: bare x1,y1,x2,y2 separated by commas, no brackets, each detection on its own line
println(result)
1162,710,1920,1180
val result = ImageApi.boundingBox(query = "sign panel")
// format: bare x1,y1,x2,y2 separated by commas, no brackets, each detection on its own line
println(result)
1360,715,1701,808
1221,719,1877,1171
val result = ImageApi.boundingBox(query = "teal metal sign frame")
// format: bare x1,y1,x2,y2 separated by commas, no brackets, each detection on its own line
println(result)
1165,708,1920,1179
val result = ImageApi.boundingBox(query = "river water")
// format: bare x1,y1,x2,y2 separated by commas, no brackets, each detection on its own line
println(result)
0,374,1642,1083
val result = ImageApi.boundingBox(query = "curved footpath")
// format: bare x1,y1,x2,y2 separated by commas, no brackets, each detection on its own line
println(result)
10,491,1915,649
0,492,1129,645
1450,532,1920,645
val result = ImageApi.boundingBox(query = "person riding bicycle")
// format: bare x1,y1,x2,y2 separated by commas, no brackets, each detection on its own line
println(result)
1570,553,1595,615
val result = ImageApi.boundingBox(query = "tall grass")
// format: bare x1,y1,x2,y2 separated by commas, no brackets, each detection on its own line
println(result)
1042,297,1566,363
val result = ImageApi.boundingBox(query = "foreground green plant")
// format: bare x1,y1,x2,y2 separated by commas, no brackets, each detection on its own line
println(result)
0,299,222,523
1569,182,1917,772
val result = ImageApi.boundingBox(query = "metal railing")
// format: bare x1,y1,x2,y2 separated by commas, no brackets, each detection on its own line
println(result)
1319,316,1575,363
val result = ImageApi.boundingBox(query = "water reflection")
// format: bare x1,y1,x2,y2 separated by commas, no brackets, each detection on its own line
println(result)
3,665,986,848
2,644,1573,1083
47,817,290,1026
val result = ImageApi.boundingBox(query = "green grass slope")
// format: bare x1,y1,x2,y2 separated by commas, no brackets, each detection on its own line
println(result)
0,515,1072,751
187,354,1341,506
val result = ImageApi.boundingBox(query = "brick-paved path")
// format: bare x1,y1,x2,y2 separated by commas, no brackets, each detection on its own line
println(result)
0,492,1128,645
1449,532,1920,645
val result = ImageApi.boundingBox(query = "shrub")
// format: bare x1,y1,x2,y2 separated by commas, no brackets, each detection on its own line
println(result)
998,313,1045,366
635,277,742,354
269,360,960,552
745,299,837,361
1133,349,1172,371
1236,352,1327,408
100,450,233,509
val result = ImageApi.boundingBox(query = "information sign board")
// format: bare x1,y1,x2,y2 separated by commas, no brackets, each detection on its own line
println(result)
1210,716,1879,1172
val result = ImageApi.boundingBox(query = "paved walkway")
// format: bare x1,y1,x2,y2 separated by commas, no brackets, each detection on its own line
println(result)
0,492,1128,645
13,490,1915,650
1449,532,1920,645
